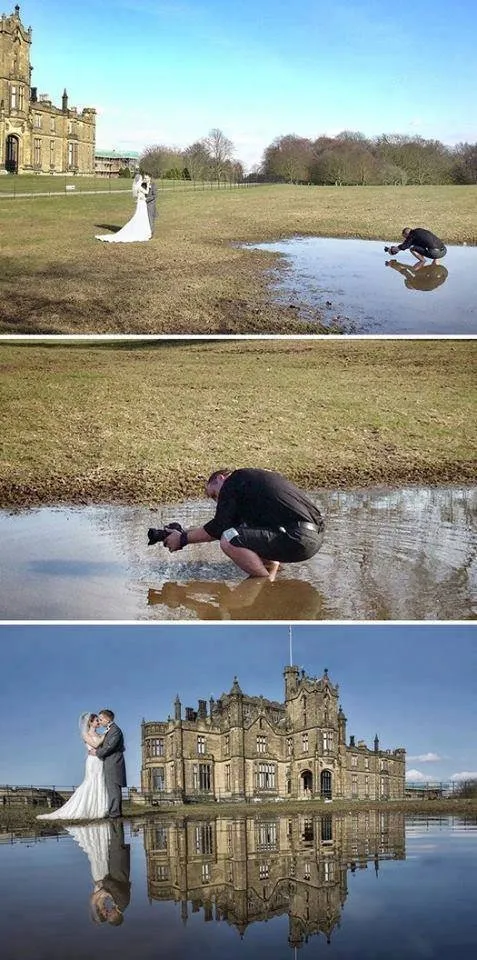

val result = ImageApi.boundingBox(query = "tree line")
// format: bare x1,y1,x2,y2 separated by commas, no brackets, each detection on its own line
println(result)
139,128,243,183
138,127,477,185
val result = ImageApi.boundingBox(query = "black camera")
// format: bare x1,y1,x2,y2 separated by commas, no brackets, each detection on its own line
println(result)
147,522,183,546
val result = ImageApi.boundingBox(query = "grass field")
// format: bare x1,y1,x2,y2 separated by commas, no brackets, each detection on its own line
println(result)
0,339,475,508
2,796,477,831
1,184,475,334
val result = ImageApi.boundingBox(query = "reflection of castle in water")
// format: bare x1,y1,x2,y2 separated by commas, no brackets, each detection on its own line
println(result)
143,810,405,946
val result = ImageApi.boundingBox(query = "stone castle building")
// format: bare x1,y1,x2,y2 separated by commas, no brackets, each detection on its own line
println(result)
0,5,95,174
141,665,405,803
144,810,405,945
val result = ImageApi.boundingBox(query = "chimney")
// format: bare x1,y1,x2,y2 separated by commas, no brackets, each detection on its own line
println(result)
349,735,355,747
62,88,68,112
31,86,37,103
198,699,207,720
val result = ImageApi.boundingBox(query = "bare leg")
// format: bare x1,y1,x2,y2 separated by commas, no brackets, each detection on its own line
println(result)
220,539,274,578
410,247,426,264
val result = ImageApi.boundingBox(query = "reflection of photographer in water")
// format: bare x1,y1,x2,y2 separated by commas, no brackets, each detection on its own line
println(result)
385,258,449,292
150,468,324,580
148,577,327,620
384,226,447,265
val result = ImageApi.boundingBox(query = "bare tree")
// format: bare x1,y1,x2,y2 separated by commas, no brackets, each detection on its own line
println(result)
204,128,235,181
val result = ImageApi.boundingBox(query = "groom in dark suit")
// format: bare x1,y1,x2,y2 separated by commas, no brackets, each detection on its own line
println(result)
95,710,127,819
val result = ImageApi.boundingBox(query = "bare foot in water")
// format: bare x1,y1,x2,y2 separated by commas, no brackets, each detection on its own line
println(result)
264,560,280,582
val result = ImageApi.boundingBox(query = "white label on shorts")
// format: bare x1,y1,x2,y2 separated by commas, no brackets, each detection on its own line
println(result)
223,527,239,542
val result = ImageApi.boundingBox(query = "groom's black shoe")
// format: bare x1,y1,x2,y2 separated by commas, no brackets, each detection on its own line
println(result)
147,522,183,546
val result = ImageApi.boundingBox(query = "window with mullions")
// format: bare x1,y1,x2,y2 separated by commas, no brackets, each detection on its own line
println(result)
195,823,214,854
193,763,212,791
154,826,167,850
149,738,165,757
151,767,165,791
257,735,267,753
257,822,277,850
197,735,206,755
257,763,276,790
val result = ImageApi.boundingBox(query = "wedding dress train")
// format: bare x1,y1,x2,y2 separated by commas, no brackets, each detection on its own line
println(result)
37,754,109,821
95,192,152,243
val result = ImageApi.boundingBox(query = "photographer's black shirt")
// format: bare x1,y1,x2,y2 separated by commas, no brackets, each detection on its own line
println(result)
203,468,322,539
399,227,445,251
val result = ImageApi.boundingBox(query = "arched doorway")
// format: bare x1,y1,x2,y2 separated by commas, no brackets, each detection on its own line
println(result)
320,769,332,800
300,769,313,796
5,135,19,173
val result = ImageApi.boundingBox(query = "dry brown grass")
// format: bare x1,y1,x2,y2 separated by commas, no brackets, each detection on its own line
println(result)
0,339,475,507
1,184,475,333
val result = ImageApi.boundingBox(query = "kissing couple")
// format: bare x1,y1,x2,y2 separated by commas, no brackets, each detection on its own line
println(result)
37,710,127,822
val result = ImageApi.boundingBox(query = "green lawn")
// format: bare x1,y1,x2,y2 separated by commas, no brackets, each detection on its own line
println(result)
1,339,475,508
1,184,475,333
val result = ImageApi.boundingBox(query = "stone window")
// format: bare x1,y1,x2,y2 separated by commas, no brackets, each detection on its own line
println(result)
225,764,230,791
50,116,55,133
259,863,269,880
202,863,210,883
155,864,169,881
304,862,311,880
224,734,230,756
154,826,167,850
257,762,276,790
10,84,18,109
321,815,333,843
195,823,214,854
352,774,359,797
380,759,388,773
150,738,164,757
365,775,370,797
34,113,42,128
257,735,267,754
303,819,314,842
197,735,206,755
323,730,333,753
302,733,308,752
380,777,389,799
287,737,293,756
67,141,78,168
193,762,212,792
49,140,55,166
34,138,41,166
257,822,277,850
351,754,358,768
323,859,334,883
364,757,370,770
151,767,165,791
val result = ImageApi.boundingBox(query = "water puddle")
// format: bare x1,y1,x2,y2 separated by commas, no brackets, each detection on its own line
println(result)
2,813,477,959
249,237,477,333
0,486,475,620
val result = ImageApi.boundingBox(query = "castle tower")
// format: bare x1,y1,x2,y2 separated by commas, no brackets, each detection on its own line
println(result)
0,5,32,171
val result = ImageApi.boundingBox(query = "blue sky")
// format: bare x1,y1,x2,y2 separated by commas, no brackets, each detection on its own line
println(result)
0,624,476,787
16,0,477,169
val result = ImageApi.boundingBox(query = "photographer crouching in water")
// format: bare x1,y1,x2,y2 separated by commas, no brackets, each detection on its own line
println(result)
385,226,447,265
148,468,324,580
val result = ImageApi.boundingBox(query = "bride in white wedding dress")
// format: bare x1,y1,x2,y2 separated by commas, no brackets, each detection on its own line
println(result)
37,713,109,821
95,174,152,243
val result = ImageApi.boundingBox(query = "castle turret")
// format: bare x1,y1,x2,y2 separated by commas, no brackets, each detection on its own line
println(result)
284,665,300,700
374,734,380,753
62,88,68,112
174,695,181,721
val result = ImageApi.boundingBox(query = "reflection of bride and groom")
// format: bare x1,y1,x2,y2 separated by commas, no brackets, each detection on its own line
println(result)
96,173,157,243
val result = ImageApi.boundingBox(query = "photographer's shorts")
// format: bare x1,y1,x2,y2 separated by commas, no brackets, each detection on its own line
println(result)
222,520,324,563
412,244,447,259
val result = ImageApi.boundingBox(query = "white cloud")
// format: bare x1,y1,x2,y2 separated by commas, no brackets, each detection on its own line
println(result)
450,771,477,782
407,753,443,763
405,769,428,782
